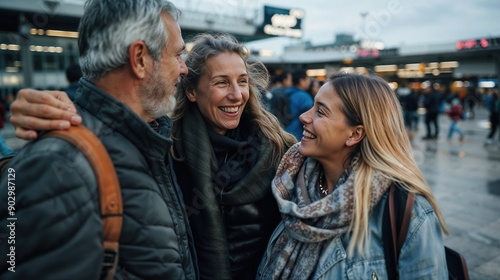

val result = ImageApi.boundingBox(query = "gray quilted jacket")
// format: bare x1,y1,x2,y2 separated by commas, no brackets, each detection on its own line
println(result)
0,79,198,280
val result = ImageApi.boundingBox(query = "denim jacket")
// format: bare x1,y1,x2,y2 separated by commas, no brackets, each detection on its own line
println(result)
257,193,448,280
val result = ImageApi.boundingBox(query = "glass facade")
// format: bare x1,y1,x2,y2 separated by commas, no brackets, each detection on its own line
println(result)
0,32,79,96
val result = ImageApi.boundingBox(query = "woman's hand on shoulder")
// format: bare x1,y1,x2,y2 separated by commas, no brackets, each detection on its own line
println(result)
10,89,82,140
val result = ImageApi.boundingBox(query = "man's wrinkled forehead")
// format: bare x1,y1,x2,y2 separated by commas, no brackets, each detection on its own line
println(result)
162,12,185,49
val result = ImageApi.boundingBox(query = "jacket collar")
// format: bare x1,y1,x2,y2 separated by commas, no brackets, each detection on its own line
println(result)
76,78,173,159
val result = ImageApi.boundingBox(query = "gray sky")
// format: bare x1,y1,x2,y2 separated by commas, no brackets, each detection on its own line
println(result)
244,0,500,53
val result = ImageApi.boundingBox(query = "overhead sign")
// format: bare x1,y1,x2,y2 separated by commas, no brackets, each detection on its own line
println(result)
260,5,304,39
478,78,498,88
456,38,489,51
357,49,380,58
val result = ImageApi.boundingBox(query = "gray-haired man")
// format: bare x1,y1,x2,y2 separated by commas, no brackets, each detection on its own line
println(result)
0,0,197,279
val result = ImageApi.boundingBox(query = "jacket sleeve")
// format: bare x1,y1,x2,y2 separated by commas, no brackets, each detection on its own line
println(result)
397,196,448,279
297,91,314,114
0,140,103,280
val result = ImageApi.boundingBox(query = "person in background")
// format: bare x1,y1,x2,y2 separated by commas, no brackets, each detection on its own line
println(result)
464,87,479,120
63,63,83,100
422,85,442,140
268,70,293,126
170,33,296,279
246,56,273,110
257,73,448,279
307,78,322,98
270,70,292,93
445,97,465,142
397,82,419,142
485,88,500,145
0,1,198,279
484,88,495,112
285,69,313,140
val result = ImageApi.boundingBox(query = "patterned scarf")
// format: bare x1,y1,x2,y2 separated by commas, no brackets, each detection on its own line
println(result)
263,143,391,279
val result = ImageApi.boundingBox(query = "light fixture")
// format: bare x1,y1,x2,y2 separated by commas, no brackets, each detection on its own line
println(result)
374,64,397,72
306,69,327,77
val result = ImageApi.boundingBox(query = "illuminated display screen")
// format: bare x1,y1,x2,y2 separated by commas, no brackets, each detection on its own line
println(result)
260,5,304,39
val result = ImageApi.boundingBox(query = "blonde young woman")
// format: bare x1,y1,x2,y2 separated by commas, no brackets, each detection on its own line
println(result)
257,73,449,279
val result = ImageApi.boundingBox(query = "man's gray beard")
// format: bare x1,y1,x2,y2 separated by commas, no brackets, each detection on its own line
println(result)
158,94,176,118
141,61,176,120
143,92,176,120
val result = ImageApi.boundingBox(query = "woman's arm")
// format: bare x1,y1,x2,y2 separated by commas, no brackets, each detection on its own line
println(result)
10,89,82,140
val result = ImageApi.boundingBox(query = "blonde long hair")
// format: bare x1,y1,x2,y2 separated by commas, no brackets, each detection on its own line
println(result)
170,33,296,165
329,73,449,254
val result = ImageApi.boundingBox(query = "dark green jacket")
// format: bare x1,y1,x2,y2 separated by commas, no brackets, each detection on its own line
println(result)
0,79,198,279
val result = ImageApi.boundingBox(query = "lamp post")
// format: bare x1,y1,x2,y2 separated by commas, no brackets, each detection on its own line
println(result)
359,12,368,41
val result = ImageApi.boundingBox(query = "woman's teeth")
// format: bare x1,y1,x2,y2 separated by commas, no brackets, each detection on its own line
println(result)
220,107,239,113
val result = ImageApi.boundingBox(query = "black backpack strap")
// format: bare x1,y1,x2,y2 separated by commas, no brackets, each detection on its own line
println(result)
383,183,415,280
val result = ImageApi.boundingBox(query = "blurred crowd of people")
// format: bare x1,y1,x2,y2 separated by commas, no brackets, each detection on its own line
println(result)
264,69,499,147
394,81,499,145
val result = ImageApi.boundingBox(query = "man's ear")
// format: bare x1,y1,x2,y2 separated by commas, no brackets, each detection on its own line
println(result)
128,41,149,79
346,125,365,147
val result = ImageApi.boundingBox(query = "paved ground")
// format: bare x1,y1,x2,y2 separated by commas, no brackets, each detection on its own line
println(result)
2,107,500,279
409,107,500,280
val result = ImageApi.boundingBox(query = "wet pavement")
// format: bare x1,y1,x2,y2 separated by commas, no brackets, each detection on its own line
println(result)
410,108,500,280
2,107,500,279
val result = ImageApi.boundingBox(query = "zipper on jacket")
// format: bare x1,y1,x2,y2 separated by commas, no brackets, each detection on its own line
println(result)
219,150,229,225
219,187,226,226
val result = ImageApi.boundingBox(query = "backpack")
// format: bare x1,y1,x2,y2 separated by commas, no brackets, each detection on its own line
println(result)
383,184,470,280
447,103,464,120
0,125,122,280
270,87,296,127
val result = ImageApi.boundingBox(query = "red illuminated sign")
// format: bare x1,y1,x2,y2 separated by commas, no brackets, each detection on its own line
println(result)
480,38,489,48
356,49,380,58
456,38,490,50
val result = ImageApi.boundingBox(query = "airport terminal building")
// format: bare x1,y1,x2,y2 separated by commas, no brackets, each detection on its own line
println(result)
0,0,498,96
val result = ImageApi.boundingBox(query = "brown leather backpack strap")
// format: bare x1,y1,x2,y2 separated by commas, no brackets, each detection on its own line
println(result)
389,185,416,258
42,126,122,280
397,192,415,251
387,184,416,279
388,186,398,263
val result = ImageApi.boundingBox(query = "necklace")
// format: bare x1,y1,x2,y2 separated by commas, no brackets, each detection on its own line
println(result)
318,171,328,197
